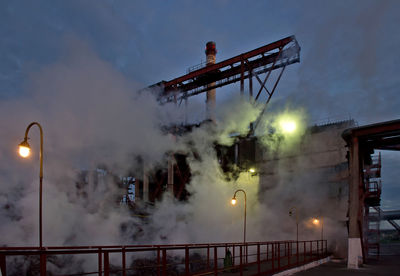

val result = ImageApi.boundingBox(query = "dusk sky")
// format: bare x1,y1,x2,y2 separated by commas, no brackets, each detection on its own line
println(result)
1,1,399,209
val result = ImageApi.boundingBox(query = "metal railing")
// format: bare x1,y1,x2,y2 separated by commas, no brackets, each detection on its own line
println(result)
0,240,328,276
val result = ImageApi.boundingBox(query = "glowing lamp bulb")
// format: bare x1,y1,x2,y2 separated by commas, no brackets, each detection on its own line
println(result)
281,120,297,133
18,141,31,158
248,168,256,174
231,198,237,205
312,219,320,225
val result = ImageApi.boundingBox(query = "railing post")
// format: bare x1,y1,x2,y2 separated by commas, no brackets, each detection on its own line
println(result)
185,247,190,276
0,254,6,276
317,241,319,259
104,251,110,276
325,240,328,256
162,249,167,276
277,243,280,270
232,245,235,266
214,246,218,276
284,242,287,257
309,241,312,261
157,247,160,276
271,242,275,272
288,242,291,267
239,245,243,276
122,247,126,276
296,241,299,266
207,245,210,270
266,243,269,261
98,247,102,276
257,244,260,274
40,251,46,276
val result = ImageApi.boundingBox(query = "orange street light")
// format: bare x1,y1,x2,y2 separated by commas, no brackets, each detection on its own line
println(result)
312,217,323,240
231,189,247,244
18,122,44,248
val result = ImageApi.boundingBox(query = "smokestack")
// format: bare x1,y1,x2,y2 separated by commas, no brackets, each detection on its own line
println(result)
205,41,217,122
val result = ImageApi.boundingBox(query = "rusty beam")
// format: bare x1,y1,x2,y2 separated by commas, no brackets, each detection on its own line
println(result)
164,36,294,89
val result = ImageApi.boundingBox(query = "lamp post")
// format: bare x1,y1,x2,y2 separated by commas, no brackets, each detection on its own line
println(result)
312,217,323,240
231,189,247,244
289,206,299,241
18,122,44,248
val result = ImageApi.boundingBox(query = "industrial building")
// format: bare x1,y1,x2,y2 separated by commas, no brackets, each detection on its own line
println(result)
131,36,400,269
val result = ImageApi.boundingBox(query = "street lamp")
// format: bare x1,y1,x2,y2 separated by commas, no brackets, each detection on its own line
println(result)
289,206,299,241
280,120,296,133
231,189,247,243
312,217,323,240
18,122,44,248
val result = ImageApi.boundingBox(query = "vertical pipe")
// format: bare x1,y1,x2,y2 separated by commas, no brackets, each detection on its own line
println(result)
205,41,217,122
143,165,149,202
104,252,109,276
167,153,174,196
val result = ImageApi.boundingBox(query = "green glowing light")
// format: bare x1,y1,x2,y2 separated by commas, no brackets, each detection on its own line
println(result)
280,120,297,133
248,168,256,174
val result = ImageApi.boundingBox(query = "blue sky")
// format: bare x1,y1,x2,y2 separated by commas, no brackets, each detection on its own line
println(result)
1,0,399,210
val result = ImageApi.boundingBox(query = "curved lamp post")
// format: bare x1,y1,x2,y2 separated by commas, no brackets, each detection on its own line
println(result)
289,206,299,241
18,122,44,248
231,189,247,243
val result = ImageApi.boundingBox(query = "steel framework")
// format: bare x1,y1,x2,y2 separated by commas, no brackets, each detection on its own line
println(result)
342,119,400,265
149,36,300,105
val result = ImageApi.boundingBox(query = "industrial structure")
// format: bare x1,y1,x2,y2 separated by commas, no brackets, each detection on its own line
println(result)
342,119,400,268
135,36,301,205
143,36,400,269
2,36,399,275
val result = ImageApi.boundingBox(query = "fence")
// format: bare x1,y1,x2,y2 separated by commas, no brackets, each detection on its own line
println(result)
0,240,328,276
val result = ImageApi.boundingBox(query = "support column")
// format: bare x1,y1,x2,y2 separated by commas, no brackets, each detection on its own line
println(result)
348,137,363,268
240,59,244,95
143,166,149,202
249,69,253,100
167,154,174,195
